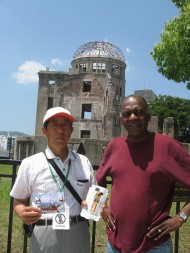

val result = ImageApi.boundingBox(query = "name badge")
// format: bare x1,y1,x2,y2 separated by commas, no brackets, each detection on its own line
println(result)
52,204,70,230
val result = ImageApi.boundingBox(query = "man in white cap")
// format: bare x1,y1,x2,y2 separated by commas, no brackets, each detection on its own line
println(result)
10,107,96,253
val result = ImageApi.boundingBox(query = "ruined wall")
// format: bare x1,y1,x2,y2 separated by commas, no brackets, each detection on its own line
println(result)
14,136,108,166
35,54,126,141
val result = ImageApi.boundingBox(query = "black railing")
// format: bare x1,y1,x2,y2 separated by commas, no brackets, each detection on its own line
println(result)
0,159,21,253
0,159,189,253
0,159,98,253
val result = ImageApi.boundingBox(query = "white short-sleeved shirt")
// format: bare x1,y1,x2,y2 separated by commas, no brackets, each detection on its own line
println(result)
10,147,96,217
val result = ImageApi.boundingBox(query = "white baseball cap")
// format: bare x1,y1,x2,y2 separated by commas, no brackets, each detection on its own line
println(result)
43,107,75,125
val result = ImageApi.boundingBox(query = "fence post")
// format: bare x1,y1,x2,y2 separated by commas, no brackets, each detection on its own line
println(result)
91,220,96,253
23,235,28,253
7,164,17,253
174,202,180,253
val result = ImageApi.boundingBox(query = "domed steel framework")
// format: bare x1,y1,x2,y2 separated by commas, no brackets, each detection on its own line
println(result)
73,41,125,62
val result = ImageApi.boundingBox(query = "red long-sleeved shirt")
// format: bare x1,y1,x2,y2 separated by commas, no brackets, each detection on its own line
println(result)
96,133,190,253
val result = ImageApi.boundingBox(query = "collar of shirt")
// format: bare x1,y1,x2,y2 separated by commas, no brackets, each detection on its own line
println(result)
45,146,76,162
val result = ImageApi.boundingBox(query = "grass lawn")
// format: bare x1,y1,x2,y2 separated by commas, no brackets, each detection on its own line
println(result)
0,165,190,253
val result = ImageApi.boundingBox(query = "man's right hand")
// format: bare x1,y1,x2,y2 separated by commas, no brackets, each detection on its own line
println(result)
100,205,116,231
21,206,42,224
14,198,42,225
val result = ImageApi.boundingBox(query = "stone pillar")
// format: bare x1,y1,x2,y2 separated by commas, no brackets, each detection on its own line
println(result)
163,117,174,137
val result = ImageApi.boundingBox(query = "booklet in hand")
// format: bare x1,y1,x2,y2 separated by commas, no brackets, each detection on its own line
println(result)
80,185,108,221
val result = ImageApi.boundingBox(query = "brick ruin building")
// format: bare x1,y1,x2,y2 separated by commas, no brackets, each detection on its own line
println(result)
14,41,159,163
35,41,127,139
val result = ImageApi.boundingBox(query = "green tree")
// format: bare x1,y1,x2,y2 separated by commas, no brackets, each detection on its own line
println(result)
151,1,190,89
149,95,190,142
172,0,189,8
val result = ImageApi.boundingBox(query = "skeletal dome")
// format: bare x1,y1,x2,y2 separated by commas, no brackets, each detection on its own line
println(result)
73,41,125,62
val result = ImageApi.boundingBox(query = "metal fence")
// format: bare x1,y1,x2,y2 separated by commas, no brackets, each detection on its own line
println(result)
0,159,21,253
0,159,98,253
0,159,188,253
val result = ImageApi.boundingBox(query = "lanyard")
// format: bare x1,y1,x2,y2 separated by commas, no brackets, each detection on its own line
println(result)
47,159,71,192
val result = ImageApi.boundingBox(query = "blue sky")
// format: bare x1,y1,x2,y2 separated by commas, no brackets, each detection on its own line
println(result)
0,0,188,135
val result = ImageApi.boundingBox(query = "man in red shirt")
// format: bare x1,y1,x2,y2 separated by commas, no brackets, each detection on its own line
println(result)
96,95,190,253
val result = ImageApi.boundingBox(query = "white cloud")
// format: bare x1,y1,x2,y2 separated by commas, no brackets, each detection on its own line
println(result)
12,61,46,84
126,47,131,54
51,58,69,67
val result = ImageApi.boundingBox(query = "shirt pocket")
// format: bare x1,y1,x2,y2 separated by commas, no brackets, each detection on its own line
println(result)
73,179,90,199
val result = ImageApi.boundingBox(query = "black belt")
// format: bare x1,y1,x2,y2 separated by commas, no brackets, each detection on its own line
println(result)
35,215,86,226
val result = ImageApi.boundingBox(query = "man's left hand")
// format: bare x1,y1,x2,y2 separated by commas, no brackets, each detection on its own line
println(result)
147,215,185,240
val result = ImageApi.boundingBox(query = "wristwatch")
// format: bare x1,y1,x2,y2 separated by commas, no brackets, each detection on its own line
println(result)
178,211,188,222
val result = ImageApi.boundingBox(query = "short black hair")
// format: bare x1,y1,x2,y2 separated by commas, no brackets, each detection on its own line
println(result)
43,120,49,129
121,95,149,110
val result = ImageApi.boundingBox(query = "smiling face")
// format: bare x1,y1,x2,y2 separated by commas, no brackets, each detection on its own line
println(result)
120,96,151,142
42,116,73,151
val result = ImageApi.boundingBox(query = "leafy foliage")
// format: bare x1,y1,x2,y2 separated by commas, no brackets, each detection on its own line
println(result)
172,0,190,8
151,1,190,89
149,95,190,142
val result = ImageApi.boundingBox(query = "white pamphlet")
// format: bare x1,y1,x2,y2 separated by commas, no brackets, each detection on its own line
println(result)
80,185,108,221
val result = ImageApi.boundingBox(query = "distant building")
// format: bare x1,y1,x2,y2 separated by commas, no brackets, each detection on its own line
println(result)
0,135,14,158
0,135,7,150
134,89,157,103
